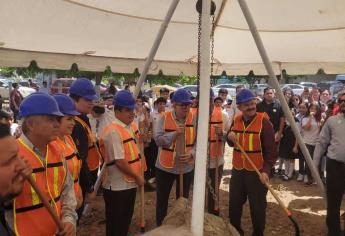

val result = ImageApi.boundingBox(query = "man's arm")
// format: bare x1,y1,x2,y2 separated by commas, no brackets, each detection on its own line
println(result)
314,120,331,167
261,118,278,175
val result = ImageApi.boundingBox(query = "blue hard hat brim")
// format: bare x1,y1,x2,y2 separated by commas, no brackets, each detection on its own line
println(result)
19,111,64,118
236,97,255,105
82,94,98,101
175,99,192,104
62,110,80,116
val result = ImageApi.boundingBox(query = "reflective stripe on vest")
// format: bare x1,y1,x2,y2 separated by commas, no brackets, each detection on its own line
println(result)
209,107,223,159
158,111,196,169
13,139,66,236
75,116,101,171
231,113,265,171
100,121,144,183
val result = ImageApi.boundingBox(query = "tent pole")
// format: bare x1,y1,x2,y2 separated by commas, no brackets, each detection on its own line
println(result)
134,0,180,97
191,0,211,235
237,0,326,197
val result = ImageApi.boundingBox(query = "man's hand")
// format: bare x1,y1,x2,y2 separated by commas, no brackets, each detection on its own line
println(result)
135,175,145,187
176,125,185,137
260,172,270,185
19,157,32,178
274,132,282,142
57,222,75,236
227,131,237,144
179,153,193,164
215,126,223,136
292,146,298,154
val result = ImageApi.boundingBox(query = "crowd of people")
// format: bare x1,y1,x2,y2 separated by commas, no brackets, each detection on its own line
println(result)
0,78,344,236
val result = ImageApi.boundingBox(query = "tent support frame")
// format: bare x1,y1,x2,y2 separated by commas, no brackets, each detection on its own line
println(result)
134,0,180,97
237,0,326,197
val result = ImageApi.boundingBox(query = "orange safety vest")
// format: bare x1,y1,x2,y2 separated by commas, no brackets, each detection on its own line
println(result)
54,135,82,200
13,139,66,236
209,107,223,159
190,107,198,116
75,116,102,171
158,111,196,169
231,112,265,171
100,122,145,183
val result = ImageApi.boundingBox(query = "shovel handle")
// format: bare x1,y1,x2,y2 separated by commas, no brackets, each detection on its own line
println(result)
27,176,64,232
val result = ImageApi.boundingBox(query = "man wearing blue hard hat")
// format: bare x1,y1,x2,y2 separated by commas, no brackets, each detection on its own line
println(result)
69,78,101,221
98,90,145,236
5,92,77,236
153,88,197,226
227,89,277,236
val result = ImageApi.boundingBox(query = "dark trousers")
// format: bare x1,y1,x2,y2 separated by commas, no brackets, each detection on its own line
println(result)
103,188,137,236
229,169,268,236
207,165,224,215
155,168,194,226
326,158,345,236
90,169,99,186
305,144,315,182
144,140,158,180
298,149,306,175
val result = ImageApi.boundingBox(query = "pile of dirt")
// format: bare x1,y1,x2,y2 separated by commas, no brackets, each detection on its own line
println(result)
162,198,239,236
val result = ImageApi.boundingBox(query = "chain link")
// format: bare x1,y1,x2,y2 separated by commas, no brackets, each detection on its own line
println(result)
210,15,215,80
197,13,202,80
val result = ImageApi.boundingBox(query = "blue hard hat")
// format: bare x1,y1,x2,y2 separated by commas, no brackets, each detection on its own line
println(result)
172,89,192,104
113,90,136,110
69,78,98,101
236,89,256,104
19,92,64,118
53,93,80,116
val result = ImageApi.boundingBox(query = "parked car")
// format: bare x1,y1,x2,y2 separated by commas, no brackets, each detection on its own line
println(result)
50,78,76,94
252,83,269,97
299,82,317,89
0,79,36,99
212,84,240,98
317,81,342,93
180,85,198,97
280,84,305,96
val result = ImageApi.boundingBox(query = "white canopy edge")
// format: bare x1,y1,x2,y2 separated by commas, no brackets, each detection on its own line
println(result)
1,48,344,76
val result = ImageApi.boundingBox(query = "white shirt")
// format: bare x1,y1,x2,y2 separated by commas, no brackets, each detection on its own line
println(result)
101,117,138,191
301,116,320,145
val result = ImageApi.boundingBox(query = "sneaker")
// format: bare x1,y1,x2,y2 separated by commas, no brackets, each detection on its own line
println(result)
282,175,290,181
148,177,156,184
297,174,304,182
303,175,309,184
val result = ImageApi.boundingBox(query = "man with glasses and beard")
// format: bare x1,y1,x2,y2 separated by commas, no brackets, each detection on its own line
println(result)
153,89,197,226
0,124,31,236
227,89,277,236
314,91,345,236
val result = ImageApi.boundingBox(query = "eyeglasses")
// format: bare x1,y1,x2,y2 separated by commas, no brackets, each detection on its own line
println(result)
338,99,345,104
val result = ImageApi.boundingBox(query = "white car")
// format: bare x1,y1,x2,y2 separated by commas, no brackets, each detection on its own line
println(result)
280,84,305,96
180,85,198,97
0,79,35,99
252,84,269,96
212,84,238,98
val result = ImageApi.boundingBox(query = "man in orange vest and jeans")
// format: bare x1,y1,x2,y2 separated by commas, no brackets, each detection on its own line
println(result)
99,90,145,236
227,89,277,236
5,92,77,236
154,89,197,226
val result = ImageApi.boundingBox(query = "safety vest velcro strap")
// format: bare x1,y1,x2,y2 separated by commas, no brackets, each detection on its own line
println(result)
65,153,77,161
209,121,222,124
88,144,95,150
128,157,140,164
106,160,116,167
162,147,174,152
74,178,79,183
46,162,64,168
186,144,194,147
123,138,135,144
233,148,261,154
232,130,260,134
186,124,194,127
32,167,46,173
164,129,175,132
15,196,61,214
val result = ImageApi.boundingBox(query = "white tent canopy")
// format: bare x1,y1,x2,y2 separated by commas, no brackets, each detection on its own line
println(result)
1,0,345,75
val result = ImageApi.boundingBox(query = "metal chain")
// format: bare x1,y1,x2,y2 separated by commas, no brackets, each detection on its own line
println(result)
210,15,215,79
197,13,202,80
